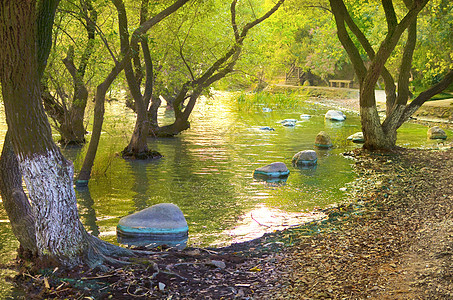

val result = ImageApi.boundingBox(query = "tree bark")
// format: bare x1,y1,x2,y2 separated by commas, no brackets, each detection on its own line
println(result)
0,131,37,255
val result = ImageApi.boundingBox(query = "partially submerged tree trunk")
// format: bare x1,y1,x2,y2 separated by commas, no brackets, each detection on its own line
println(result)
329,0,453,150
114,0,154,159
149,0,286,137
114,0,189,159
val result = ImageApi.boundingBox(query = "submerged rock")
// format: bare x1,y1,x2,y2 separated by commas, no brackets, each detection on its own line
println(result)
315,131,333,149
253,172,288,184
347,132,365,143
279,119,298,127
325,110,346,121
117,203,188,249
259,126,275,131
427,126,447,140
254,162,290,178
292,150,317,167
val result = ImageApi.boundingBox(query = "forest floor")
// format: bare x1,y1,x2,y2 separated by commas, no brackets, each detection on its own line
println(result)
9,94,453,299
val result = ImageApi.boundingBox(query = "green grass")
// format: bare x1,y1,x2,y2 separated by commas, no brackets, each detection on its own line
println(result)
234,91,308,111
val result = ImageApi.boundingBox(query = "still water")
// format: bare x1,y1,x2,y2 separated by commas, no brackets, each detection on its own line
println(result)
0,92,450,297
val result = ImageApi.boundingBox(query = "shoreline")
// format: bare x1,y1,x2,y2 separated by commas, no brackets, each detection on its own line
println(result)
8,91,453,299
304,88,453,129
13,148,453,299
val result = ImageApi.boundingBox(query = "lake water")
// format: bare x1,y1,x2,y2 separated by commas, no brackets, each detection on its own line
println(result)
0,91,450,297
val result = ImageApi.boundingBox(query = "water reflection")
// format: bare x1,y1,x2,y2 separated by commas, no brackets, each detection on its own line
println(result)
75,186,100,237
216,204,325,245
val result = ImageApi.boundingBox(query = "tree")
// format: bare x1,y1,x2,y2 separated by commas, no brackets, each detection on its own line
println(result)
0,0,131,267
41,0,98,145
149,0,286,137
328,0,453,150
114,0,181,159
77,0,189,182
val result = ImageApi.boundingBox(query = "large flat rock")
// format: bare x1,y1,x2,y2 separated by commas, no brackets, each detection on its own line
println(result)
254,162,290,178
117,203,188,239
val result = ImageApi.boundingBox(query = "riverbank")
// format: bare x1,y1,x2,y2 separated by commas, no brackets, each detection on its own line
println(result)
6,90,453,299
306,87,453,129
269,84,453,128
10,148,453,299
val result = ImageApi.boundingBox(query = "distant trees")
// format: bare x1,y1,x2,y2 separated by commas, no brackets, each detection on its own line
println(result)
42,0,99,145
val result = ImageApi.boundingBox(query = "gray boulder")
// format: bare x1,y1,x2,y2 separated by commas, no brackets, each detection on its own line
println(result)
347,132,365,143
254,162,290,178
315,131,333,148
427,126,447,140
325,110,346,121
279,119,298,127
292,150,317,167
117,203,188,248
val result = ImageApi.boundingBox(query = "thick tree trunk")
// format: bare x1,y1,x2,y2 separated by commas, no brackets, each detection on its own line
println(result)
360,86,397,150
0,132,37,255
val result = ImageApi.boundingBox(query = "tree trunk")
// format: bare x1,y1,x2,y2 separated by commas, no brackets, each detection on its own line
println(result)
0,131,37,255
58,86,88,145
77,80,110,184
360,102,397,150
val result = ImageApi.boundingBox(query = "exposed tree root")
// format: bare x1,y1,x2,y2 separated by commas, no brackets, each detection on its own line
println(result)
84,234,136,271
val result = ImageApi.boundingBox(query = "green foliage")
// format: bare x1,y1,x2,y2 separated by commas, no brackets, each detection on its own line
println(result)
412,0,453,91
